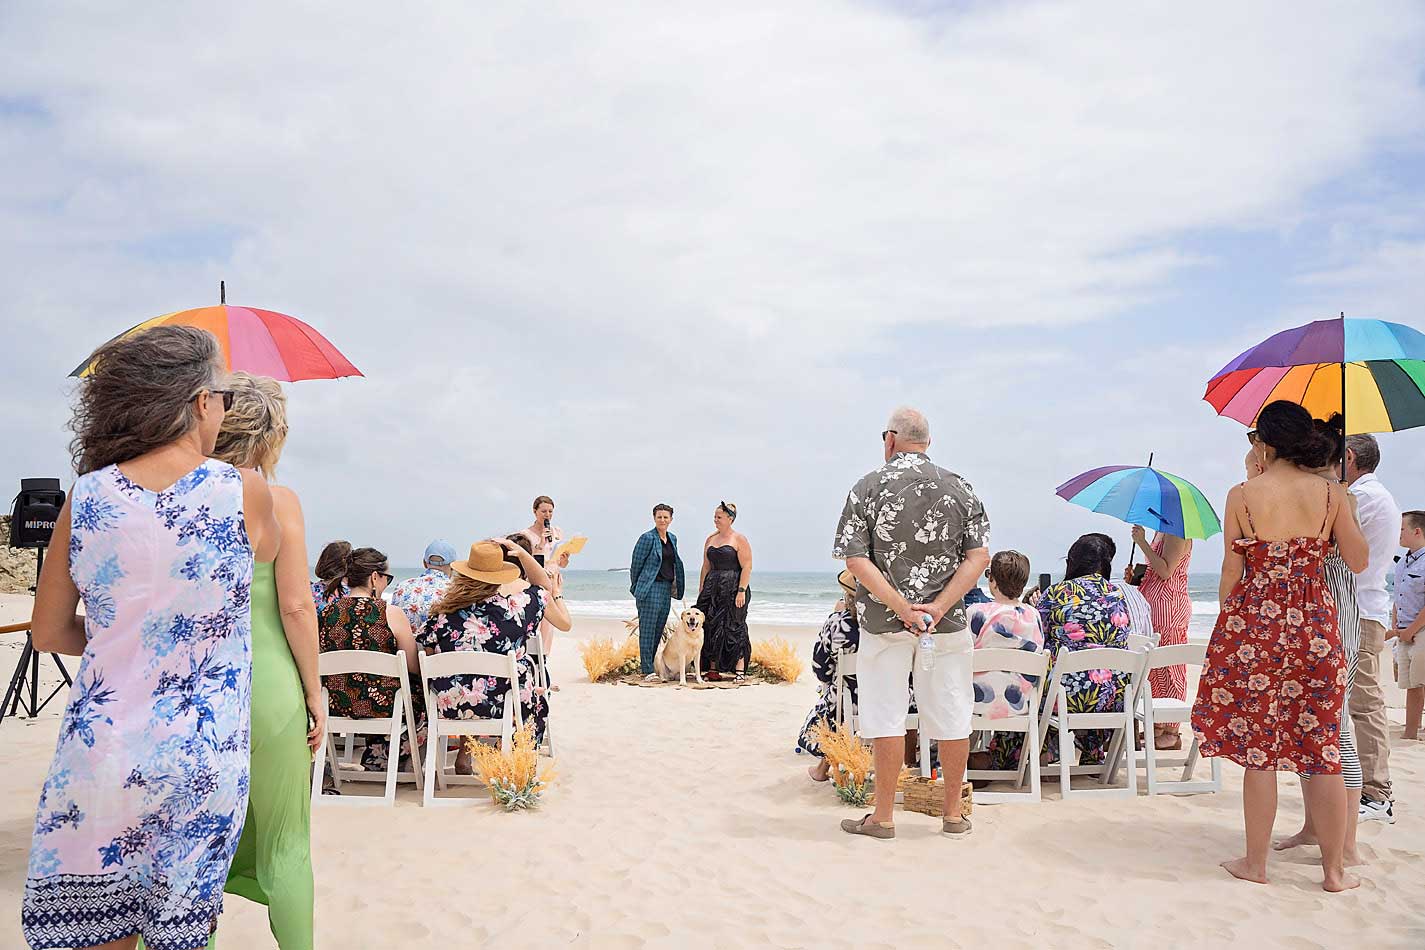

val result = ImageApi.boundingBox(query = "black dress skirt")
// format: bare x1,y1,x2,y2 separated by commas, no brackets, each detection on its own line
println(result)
696,544,752,671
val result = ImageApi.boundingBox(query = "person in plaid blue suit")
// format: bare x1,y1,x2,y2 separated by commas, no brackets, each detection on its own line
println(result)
630,503,686,678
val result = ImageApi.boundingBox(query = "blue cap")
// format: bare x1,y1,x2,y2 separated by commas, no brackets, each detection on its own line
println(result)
424,539,457,567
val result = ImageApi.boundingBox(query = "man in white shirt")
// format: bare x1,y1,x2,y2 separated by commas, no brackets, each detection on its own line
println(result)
1345,434,1403,823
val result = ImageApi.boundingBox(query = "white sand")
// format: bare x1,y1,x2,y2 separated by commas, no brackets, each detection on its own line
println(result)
2,615,1424,949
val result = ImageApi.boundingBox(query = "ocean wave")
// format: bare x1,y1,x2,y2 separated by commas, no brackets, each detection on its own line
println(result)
1192,600,1220,615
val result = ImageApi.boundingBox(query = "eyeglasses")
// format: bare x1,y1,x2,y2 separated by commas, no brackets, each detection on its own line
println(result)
881,429,898,441
1246,430,1259,445
204,389,236,411
377,572,395,585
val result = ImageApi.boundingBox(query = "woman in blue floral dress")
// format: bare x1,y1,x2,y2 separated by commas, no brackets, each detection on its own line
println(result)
24,326,279,950
990,534,1131,770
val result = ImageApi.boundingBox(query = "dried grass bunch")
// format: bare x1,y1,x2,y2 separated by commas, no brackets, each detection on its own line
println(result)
807,718,874,806
579,635,642,682
749,637,804,683
465,723,556,811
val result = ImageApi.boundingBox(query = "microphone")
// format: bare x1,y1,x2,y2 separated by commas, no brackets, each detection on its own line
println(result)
544,518,553,546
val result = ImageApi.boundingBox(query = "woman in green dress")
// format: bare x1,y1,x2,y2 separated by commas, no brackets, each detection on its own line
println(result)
211,372,322,949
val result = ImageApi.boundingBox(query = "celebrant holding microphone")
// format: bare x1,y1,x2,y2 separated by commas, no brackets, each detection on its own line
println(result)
521,495,567,568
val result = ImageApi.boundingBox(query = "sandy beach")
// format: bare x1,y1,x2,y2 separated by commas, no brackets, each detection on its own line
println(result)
0,614,1421,948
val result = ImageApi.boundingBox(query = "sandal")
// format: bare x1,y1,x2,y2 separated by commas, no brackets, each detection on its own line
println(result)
734,671,747,683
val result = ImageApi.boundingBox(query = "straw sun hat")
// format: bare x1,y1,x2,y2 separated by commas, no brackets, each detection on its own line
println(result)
452,541,523,585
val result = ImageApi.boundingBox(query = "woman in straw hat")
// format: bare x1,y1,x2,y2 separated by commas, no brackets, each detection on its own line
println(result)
798,570,861,781
420,539,571,769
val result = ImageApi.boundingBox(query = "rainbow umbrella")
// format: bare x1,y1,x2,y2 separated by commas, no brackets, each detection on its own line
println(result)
71,286,360,382
1056,465,1221,540
1204,315,1425,435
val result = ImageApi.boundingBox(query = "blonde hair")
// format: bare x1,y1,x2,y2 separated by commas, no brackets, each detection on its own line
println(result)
212,372,288,478
434,573,503,615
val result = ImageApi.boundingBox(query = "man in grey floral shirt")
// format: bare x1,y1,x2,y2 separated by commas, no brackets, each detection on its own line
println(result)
834,406,990,840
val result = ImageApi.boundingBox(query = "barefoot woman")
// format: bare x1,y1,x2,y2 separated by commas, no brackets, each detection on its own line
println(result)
1190,401,1368,893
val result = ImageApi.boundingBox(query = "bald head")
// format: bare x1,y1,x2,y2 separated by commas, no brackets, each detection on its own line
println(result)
887,406,930,444
884,406,931,460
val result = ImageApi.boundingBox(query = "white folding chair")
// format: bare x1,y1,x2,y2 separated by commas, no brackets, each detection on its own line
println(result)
1038,647,1147,799
310,649,423,807
967,649,1050,804
1127,632,1159,654
525,635,555,759
418,650,522,807
1134,642,1221,795
834,650,858,736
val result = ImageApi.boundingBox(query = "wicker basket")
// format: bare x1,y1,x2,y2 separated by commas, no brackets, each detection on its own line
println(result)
896,773,973,818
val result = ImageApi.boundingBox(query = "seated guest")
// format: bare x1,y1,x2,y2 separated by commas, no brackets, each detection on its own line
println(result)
965,551,1045,773
993,534,1132,768
317,546,422,772
798,571,861,781
388,539,457,634
312,539,351,613
968,551,1045,718
1115,561,1158,644
419,540,571,768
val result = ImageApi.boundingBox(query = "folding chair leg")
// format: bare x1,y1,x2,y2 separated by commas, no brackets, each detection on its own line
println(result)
383,721,401,806
1059,722,1072,792
311,731,329,806
1143,701,1159,796
326,732,344,792
423,728,439,807
1027,718,1041,802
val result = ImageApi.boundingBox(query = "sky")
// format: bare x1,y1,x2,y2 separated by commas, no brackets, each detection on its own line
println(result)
2,2,1425,575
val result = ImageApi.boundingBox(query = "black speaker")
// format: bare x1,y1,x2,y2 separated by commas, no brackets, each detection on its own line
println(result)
8,478,65,549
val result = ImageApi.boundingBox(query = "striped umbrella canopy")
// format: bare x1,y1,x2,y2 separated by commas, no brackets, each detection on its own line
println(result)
1204,315,1425,435
1056,465,1222,540
71,303,361,382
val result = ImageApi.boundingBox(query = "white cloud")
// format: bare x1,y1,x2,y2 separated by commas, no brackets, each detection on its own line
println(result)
2,2,1424,573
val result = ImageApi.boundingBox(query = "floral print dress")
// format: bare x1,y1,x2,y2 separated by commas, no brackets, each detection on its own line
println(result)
23,461,253,950
797,607,860,756
418,587,549,745
318,596,425,771
989,576,1130,770
1191,510,1344,773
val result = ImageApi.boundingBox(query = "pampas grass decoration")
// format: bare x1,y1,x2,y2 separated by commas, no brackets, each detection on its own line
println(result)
579,635,643,682
749,637,805,683
466,723,556,811
807,718,874,806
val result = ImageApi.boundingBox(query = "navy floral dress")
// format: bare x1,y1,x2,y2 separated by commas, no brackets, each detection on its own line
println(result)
797,607,860,756
419,587,549,745
990,574,1131,769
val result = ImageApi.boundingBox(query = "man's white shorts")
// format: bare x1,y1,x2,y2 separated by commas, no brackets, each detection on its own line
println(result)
1394,632,1425,689
856,628,974,741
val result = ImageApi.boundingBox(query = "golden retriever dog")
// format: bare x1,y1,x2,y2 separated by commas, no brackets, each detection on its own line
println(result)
654,607,706,685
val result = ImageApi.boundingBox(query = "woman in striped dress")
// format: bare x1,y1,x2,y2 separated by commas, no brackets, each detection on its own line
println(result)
1132,526,1193,750
1275,421,1365,866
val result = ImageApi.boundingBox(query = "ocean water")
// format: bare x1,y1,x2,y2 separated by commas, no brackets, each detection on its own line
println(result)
389,568,1223,634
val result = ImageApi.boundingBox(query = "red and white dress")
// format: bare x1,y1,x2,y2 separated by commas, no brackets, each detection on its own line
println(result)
1140,533,1192,700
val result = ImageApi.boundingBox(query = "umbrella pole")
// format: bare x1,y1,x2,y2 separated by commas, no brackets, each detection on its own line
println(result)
220,280,226,305
1129,452,1155,574
1339,312,1348,479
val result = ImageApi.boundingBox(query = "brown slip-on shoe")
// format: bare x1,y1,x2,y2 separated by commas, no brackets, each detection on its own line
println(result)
841,815,895,839
942,816,973,837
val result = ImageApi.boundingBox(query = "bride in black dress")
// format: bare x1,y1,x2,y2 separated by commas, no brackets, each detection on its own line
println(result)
696,501,753,682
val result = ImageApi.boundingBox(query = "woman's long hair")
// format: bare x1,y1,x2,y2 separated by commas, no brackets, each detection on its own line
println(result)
432,573,502,616
70,325,224,474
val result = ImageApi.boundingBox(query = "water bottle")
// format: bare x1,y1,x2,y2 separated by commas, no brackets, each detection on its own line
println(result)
917,614,936,671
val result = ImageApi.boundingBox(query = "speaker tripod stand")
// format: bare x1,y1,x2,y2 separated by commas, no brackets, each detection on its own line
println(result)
1,546,73,724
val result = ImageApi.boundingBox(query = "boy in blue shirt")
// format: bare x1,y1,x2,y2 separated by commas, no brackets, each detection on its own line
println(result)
1393,510,1425,740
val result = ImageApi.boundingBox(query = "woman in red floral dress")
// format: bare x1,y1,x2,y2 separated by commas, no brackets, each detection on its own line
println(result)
1191,401,1367,893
